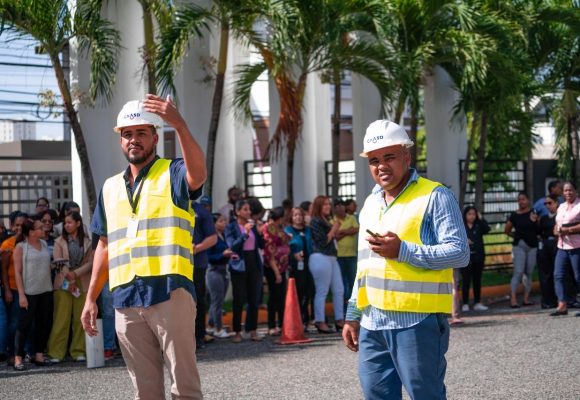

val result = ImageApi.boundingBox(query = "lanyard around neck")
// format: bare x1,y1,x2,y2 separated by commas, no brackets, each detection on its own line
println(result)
128,169,150,215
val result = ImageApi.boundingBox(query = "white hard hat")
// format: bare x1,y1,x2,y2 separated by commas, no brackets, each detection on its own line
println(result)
359,120,414,157
114,100,164,133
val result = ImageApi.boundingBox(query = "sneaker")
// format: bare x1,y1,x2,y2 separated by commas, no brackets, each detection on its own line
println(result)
473,303,489,311
206,327,215,335
104,350,115,361
214,329,230,339
24,354,33,364
49,358,61,364
74,356,86,362
461,304,469,312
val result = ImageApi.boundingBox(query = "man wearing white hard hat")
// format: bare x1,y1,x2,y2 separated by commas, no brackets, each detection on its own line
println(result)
342,120,469,399
81,94,206,399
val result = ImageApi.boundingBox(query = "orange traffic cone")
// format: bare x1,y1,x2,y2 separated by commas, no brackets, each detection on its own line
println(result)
278,278,314,345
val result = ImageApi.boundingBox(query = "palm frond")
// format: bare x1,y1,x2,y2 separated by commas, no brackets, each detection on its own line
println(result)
232,61,267,122
155,3,212,97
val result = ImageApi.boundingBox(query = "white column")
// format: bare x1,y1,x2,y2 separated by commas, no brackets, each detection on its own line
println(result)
267,77,286,207
292,74,331,204
351,74,383,206
424,66,467,199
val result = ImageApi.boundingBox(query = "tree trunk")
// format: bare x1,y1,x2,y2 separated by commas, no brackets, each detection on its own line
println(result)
205,23,229,198
331,71,341,199
409,101,418,167
459,111,478,209
569,116,580,186
142,1,157,95
51,54,97,217
474,111,488,212
394,96,405,124
286,144,295,204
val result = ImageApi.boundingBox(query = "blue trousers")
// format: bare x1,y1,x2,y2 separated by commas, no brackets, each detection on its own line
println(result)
99,281,116,351
358,314,449,400
0,291,7,355
554,248,580,303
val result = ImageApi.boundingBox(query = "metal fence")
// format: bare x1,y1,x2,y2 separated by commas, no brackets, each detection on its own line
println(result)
0,171,73,221
460,159,526,270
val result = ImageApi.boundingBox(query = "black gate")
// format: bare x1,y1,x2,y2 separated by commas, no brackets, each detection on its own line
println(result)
460,159,526,270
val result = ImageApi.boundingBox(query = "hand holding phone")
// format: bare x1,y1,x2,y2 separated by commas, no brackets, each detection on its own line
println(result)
366,229,381,238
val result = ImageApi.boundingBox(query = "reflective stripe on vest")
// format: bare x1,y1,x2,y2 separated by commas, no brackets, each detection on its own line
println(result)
356,176,453,313
102,158,195,289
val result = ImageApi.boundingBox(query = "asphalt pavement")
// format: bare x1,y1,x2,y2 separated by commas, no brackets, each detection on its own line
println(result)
1,296,579,400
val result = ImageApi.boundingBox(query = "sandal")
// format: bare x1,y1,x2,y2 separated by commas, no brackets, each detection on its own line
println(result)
13,363,26,371
34,358,52,367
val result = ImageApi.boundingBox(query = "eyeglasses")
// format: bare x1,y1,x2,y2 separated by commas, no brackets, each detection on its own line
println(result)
42,219,53,224
37,203,48,208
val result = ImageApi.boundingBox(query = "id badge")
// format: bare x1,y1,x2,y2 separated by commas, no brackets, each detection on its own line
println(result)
126,216,139,239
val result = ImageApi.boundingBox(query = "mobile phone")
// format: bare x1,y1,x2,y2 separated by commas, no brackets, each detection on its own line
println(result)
366,229,380,238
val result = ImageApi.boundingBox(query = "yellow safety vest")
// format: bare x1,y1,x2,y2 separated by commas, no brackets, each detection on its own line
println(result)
356,176,453,313
102,158,195,289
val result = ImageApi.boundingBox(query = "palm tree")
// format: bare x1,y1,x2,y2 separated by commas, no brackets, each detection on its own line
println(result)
156,0,260,199
0,0,121,216
234,0,392,202
381,0,490,165
137,0,173,95
317,0,394,199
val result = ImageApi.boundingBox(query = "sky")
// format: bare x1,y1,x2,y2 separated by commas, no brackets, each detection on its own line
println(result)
0,33,65,141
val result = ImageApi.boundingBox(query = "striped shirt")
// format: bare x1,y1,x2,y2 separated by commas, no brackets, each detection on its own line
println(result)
345,169,469,330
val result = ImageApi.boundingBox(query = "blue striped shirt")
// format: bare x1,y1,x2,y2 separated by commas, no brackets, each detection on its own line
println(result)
345,169,469,330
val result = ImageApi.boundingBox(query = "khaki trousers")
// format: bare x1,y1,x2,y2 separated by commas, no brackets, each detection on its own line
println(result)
47,289,87,360
115,288,202,400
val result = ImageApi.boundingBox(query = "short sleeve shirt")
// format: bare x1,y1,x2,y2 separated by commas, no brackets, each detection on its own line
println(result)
335,214,359,257
192,202,216,269
90,156,202,308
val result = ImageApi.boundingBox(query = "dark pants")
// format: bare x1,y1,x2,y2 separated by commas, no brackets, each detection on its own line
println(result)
15,291,53,357
264,267,287,329
289,264,315,324
554,248,580,303
358,314,449,400
230,251,261,333
537,240,558,307
460,258,484,304
194,267,207,341
338,256,357,304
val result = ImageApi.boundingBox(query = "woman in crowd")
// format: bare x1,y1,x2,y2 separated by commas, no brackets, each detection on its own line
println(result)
12,216,54,370
309,196,344,333
206,213,232,339
462,206,491,311
285,207,315,328
505,191,539,308
1,211,28,366
225,200,264,343
551,182,580,316
333,199,359,307
537,194,559,309
47,211,93,362
262,207,290,336
34,197,50,214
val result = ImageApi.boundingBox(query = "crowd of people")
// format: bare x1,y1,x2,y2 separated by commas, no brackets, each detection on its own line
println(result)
194,186,361,346
0,185,579,367
0,199,97,370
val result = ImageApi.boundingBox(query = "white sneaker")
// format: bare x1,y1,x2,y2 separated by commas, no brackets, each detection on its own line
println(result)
214,329,230,339
461,304,469,312
74,356,86,362
206,327,215,335
473,303,489,311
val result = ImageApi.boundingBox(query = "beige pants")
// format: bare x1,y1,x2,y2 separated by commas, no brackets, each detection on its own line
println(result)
115,288,203,400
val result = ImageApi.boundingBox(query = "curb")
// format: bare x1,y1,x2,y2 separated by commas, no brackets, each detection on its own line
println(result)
216,282,542,327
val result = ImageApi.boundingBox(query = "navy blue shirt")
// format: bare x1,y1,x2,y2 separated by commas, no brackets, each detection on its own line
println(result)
91,156,202,308
192,202,216,269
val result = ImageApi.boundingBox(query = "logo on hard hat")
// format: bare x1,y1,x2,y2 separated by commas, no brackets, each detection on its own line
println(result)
367,135,384,144
124,112,141,120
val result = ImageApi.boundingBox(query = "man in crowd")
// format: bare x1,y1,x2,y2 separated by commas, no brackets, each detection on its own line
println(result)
192,200,217,349
533,180,563,217
342,120,469,399
81,94,206,399
218,186,244,223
